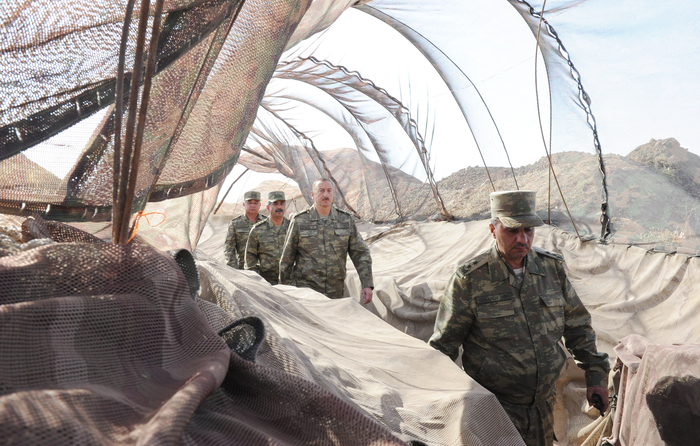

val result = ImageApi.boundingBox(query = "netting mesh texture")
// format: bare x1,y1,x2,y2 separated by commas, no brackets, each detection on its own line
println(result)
0,0,308,228
0,216,414,445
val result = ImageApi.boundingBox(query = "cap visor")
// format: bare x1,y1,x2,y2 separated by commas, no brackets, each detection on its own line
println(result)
499,215,544,228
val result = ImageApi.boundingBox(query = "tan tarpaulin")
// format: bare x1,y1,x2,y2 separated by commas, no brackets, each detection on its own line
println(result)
193,251,525,445
604,334,700,446
199,217,700,445
3,215,699,444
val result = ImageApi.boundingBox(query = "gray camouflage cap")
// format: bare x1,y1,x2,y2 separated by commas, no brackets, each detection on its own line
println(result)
490,190,544,228
268,191,286,202
244,190,260,201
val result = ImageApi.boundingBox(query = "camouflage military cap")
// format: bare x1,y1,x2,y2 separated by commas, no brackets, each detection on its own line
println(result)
268,191,286,202
244,190,260,201
490,190,544,228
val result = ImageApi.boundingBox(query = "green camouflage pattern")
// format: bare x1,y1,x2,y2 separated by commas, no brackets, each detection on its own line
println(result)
267,191,285,202
244,190,261,200
490,190,544,228
500,399,554,446
224,214,264,269
429,243,609,407
279,206,373,299
244,216,290,284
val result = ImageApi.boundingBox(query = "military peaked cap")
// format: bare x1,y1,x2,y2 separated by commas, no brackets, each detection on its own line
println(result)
244,190,261,201
268,191,286,202
490,190,544,228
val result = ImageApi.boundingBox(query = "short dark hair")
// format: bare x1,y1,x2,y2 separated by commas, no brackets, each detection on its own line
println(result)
312,178,333,190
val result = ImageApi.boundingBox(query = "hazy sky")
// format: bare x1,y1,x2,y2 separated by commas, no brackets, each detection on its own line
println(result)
14,0,696,204
543,0,700,155
218,0,699,204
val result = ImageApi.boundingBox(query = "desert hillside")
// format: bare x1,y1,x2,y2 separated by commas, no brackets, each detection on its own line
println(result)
228,138,700,249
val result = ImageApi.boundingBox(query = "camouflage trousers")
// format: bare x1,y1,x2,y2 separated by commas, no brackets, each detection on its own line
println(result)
499,398,555,446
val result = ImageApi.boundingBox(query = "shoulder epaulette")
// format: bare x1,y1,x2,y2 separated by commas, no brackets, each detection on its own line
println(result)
291,208,311,219
336,207,353,216
458,251,489,275
533,246,564,262
251,219,268,229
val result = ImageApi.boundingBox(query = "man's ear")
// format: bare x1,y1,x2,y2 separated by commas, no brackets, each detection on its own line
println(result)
489,224,496,238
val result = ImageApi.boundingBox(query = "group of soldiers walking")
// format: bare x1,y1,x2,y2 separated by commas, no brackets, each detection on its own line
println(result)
224,178,374,303
223,184,610,446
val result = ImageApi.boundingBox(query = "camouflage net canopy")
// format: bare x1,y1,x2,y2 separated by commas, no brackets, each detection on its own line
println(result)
238,0,700,252
2,0,699,250
1,0,311,250
1,1,700,444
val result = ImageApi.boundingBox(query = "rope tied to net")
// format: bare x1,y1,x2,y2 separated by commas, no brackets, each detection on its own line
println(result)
127,211,166,243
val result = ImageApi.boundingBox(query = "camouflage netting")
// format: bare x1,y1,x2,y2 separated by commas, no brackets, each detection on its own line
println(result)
0,216,417,445
2,0,699,246
1,0,310,227
2,0,700,445
234,0,700,249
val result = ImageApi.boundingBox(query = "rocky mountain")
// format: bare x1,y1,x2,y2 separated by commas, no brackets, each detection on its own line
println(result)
434,138,700,248
627,138,700,199
225,139,700,249
240,146,439,221
436,151,606,225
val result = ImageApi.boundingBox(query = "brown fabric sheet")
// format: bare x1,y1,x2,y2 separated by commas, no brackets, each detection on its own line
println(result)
0,217,412,445
604,335,700,446
0,238,231,444
194,252,525,445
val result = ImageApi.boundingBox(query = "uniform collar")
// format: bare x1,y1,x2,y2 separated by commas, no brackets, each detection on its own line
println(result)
244,213,263,224
309,205,337,221
266,216,289,228
487,243,545,283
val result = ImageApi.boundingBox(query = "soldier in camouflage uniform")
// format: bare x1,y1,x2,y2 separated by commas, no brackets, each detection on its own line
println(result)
224,190,264,269
244,191,290,284
429,190,610,446
279,179,374,303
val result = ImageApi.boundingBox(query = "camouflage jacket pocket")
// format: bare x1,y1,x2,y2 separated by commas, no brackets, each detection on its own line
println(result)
295,259,320,287
330,226,351,254
476,294,515,319
299,223,318,238
258,234,275,244
539,292,566,308
539,291,566,337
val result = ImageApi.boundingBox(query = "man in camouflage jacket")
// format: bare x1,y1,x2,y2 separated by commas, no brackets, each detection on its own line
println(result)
224,190,264,269
245,191,290,284
429,190,610,446
279,179,374,303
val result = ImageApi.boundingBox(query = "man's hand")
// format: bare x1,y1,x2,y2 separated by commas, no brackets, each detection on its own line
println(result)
587,386,609,416
361,287,373,304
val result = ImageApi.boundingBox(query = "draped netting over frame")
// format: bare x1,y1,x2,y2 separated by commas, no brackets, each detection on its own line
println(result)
2,0,700,445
